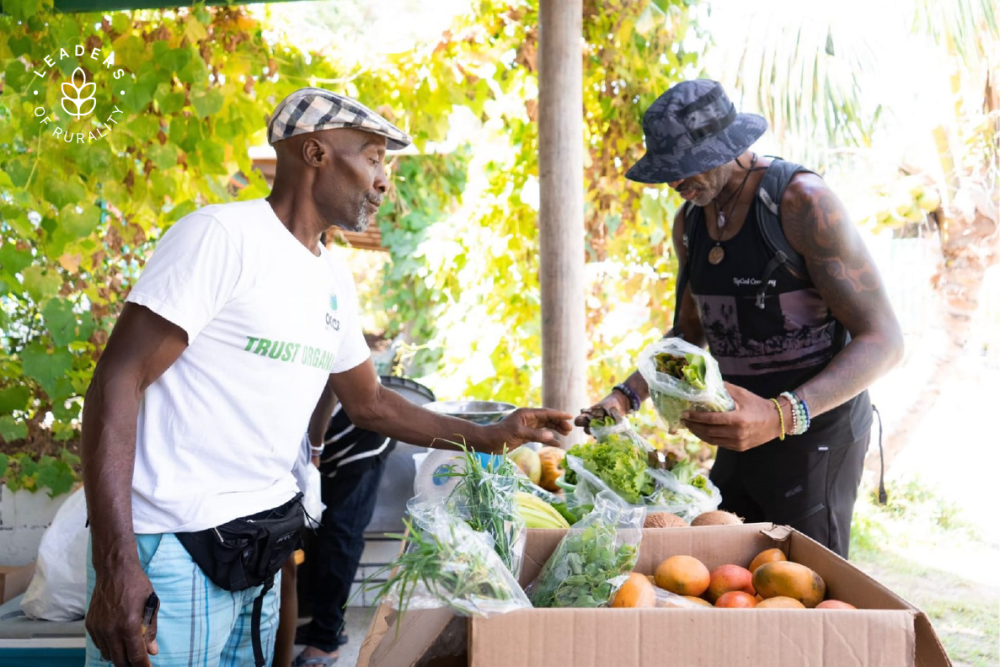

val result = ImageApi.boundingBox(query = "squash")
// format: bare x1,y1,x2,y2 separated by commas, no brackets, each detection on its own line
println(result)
537,446,566,492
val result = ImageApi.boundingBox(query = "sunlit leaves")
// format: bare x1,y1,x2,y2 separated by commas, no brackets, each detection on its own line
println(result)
190,88,224,118
0,4,345,489
42,298,95,347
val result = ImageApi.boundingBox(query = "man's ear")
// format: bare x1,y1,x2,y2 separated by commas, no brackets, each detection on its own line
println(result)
300,136,327,168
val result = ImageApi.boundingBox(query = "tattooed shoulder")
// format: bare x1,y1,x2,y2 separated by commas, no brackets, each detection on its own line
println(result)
781,174,880,294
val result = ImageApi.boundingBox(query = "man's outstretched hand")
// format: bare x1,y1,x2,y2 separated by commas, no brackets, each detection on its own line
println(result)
489,408,574,453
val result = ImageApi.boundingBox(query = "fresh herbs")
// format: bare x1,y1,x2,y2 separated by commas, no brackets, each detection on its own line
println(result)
368,514,529,618
445,443,523,574
528,497,642,608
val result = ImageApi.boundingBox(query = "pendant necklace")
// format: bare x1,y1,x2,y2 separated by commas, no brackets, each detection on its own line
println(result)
708,153,758,266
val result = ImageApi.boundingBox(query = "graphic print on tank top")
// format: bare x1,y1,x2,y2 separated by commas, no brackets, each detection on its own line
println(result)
687,196,839,380
695,288,836,376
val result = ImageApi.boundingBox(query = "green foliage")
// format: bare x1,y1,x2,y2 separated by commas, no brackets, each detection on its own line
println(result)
850,475,978,555
0,5,343,470
0,450,78,497
353,0,701,403
1,0,704,483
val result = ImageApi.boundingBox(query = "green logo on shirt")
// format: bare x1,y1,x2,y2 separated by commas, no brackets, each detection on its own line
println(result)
243,336,337,371
329,295,338,311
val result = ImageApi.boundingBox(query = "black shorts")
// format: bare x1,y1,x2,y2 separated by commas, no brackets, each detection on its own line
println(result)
709,430,870,558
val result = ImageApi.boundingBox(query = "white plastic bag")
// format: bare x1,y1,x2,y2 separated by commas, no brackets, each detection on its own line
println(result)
637,337,734,431
293,433,325,529
21,487,88,621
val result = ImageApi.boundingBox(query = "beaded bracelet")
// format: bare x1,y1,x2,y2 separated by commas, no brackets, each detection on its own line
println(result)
779,391,811,435
613,383,641,413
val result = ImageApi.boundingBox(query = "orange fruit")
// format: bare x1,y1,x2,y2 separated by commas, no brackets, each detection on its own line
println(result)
706,564,755,602
748,548,787,574
715,591,758,608
756,596,806,609
816,599,856,610
654,555,710,597
612,572,656,608
682,595,714,607
753,561,826,608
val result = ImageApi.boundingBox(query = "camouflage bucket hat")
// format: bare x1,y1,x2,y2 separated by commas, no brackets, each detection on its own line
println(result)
625,80,767,184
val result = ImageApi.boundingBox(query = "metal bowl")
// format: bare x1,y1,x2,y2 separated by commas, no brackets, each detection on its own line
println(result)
422,400,517,425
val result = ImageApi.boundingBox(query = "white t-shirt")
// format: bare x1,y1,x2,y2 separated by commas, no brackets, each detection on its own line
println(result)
125,199,370,533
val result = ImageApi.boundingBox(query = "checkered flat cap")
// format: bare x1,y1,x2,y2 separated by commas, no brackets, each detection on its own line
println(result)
267,88,411,150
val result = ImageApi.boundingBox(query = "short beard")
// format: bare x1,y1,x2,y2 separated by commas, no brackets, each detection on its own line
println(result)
353,199,370,233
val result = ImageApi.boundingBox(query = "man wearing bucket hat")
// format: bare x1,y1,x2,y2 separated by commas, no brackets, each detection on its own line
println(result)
578,80,903,558
82,87,573,667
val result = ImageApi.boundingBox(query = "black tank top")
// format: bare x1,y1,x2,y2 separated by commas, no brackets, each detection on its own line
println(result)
686,195,872,449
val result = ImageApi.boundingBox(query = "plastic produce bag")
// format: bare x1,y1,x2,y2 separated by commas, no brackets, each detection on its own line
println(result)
563,417,654,505
426,445,527,578
292,433,325,529
562,456,720,523
21,487,88,621
645,467,722,523
527,491,644,608
653,586,713,609
637,337,734,432
590,416,654,454
560,415,721,522
372,503,531,618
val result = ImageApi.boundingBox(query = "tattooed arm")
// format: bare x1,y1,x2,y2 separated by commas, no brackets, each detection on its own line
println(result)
680,175,902,451
780,173,904,417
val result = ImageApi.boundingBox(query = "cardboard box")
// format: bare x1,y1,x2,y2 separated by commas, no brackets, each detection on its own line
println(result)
0,562,36,604
358,524,950,667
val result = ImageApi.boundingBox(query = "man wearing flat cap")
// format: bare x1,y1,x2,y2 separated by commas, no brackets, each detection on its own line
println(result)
81,88,573,667
580,80,903,558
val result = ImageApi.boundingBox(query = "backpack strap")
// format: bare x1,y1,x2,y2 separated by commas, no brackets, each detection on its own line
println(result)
752,158,813,308
671,202,701,334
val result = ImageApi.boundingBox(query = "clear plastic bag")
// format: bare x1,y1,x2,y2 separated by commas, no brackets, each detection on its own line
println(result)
564,417,654,505
518,478,563,506
444,449,526,579
563,455,720,523
527,491,645,608
637,337,734,432
374,503,531,618
653,586,713,609
645,467,722,523
589,416,654,453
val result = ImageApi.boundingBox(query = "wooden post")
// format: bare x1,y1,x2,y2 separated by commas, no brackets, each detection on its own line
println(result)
538,0,586,445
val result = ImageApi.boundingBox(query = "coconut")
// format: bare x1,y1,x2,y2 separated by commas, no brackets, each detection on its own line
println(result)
644,512,688,529
690,510,743,527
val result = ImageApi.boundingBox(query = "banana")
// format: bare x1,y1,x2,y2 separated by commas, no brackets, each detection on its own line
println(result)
516,491,570,529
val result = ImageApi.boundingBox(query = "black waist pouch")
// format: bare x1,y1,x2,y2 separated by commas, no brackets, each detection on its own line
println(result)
175,492,305,665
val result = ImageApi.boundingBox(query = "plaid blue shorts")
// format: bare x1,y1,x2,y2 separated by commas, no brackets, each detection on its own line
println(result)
85,533,281,667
